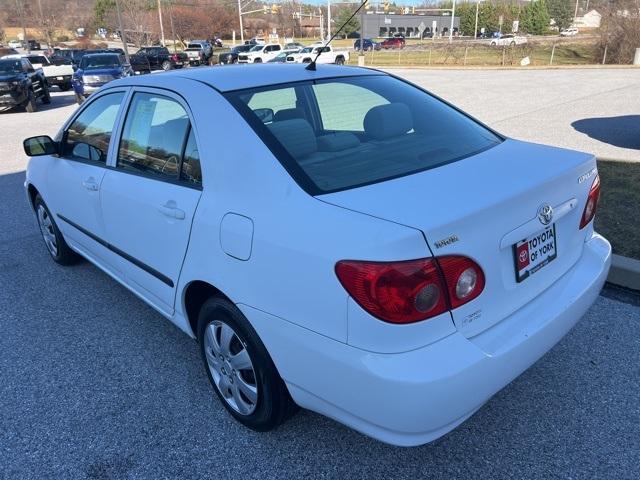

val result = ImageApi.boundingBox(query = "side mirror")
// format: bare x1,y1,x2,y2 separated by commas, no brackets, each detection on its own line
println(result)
253,108,274,124
24,136,58,156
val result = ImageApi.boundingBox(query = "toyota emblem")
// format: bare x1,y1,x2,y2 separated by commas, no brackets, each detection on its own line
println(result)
537,204,554,225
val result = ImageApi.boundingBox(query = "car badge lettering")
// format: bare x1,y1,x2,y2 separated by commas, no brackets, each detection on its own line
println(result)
434,235,459,249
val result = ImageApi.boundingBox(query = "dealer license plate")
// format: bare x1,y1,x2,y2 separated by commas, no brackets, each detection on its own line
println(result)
514,225,557,283
56,76,64,80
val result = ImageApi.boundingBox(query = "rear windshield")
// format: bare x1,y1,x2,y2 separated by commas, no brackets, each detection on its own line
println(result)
81,54,120,69
187,43,202,49
225,75,502,194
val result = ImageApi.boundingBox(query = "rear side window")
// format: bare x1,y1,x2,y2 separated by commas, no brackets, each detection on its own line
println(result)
226,75,501,194
117,93,190,180
63,91,125,163
181,128,201,185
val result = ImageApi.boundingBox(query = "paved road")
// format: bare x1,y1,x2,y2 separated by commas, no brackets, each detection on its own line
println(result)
387,68,640,162
1,86,639,479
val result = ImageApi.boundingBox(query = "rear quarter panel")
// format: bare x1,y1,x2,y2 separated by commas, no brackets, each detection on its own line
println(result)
175,80,430,342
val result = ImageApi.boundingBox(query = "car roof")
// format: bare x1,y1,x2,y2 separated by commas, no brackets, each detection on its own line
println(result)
109,64,381,93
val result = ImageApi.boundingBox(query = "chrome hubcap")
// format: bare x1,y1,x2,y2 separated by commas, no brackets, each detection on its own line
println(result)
37,205,58,257
204,320,258,415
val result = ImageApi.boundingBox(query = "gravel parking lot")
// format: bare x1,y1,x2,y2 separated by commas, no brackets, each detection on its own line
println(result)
1,73,639,479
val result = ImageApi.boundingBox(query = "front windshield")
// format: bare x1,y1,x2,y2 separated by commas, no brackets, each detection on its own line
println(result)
227,75,502,194
80,54,120,69
250,45,263,52
0,60,22,74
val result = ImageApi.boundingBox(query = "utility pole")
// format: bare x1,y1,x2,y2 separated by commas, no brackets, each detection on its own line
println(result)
473,0,481,40
16,0,30,54
115,0,130,64
168,1,177,52
449,0,456,43
36,0,52,48
574,0,579,23
157,0,166,46
327,0,331,41
359,0,365,66
238,0,245,43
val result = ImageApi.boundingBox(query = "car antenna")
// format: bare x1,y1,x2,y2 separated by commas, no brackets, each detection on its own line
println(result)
306,0,368,71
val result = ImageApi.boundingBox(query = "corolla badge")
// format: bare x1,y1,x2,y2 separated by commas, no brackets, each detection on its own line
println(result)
537,204,554,225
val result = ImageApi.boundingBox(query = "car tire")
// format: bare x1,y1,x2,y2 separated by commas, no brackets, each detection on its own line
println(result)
42,85,51,104
162,60,173,71
33,194,79,265
25,91,37,112
197,297,298,432
335,56,345,65
254,58,262,63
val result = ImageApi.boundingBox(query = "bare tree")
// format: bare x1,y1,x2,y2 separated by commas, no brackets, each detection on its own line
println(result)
598,0,640,64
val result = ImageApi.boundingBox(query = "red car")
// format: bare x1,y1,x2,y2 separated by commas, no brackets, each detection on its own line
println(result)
380,37,405,49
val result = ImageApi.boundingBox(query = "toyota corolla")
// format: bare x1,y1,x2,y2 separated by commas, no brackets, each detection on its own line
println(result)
22,65,611,446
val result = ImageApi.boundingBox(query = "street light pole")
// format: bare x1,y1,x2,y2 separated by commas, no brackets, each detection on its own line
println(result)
449,0,456,43
474,0,481,40
327,0,331,41
115,0,130,64
238,0,245,43
157,0,166,46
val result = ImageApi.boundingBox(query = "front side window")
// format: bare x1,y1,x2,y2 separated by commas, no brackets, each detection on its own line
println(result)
117,92,191,180
62,91,125,163
227,75,501,194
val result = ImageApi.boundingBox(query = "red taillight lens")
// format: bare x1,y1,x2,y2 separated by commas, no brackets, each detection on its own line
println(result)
171,54,178,61
580,173,601,229
335,255,484,324
437,256,485,309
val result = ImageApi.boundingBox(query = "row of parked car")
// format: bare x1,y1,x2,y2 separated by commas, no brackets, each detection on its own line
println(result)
218,41,351,65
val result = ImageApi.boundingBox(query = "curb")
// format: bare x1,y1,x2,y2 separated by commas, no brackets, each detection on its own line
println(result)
608,254,640,291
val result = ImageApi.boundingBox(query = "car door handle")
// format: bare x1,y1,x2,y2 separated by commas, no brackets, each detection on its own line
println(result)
158,202,185,220
82,178,99,191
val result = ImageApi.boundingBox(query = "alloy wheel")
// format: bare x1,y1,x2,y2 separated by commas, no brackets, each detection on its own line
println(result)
37,204,58,256
204,320,258,415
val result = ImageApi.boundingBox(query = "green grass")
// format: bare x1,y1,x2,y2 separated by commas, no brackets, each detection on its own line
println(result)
345,41,598,67
595,159,640,260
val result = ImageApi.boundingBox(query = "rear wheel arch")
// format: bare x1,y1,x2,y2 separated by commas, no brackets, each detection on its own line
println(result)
183,280,232,338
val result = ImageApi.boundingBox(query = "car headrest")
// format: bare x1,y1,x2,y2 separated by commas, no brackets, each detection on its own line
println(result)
274,107,305,122
363,103,413,140
267,119,317,158
317,132,360,152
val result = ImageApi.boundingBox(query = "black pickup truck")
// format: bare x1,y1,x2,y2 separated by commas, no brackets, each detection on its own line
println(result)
0,57,50,112
133,46,188,71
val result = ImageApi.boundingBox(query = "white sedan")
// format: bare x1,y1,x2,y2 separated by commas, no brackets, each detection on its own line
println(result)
489,34,528,46
22,64,611,446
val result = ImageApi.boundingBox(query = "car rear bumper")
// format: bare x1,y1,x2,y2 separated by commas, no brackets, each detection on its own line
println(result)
239,232,611,446
47,75,72,85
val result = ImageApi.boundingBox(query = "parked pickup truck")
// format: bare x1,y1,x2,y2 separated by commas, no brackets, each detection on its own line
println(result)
8,54,74,91
184,41,213,66
0,57,50,112
237,43,283,63
285,45,348,65
134,46,188,71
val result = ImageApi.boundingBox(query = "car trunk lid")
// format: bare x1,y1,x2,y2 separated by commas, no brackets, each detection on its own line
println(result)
319,139,597,338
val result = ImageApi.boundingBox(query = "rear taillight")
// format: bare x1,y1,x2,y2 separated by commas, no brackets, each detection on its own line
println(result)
171,54,178,61
580,173,601,229
335,255,484,324
437,256,485,309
